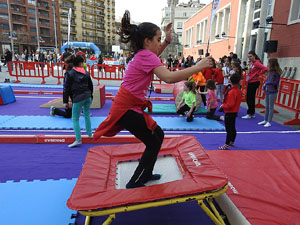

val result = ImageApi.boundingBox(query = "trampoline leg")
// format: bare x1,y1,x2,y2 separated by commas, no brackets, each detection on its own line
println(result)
102,214,116,225
84,216,91,225
198,200,223,225
207,198,226,225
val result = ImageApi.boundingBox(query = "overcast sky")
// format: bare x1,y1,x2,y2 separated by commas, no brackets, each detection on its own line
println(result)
115,0,210,26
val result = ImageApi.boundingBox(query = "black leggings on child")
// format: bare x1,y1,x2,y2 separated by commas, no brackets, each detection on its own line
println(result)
225,112,237,145
177,104,195,122
117,110,164,185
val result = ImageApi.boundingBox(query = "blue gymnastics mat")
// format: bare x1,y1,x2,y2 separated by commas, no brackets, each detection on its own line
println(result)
149,104,207,114
0,178,77,225
0,115,224,131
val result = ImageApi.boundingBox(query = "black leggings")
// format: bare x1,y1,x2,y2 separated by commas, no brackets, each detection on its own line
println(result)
246,81,260,115
118,110,164,184
225,113,237,145
176,104,195,122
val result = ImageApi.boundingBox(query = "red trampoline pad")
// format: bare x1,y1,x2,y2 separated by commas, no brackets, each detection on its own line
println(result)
67,135,228,211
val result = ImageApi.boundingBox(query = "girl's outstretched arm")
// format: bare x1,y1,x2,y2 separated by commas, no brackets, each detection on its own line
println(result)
158,23,172,56
154,57,213,84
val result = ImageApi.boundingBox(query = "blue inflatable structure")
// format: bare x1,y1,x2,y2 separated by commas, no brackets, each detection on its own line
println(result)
61,42,101,57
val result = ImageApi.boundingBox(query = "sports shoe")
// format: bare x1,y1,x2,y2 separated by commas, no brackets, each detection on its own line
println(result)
50,106,55,116
218,144,229,150
220,116,225,121
141,174,162,184
264,122,271,127
242,114,255,119
258,120,266,125
68,140,82,148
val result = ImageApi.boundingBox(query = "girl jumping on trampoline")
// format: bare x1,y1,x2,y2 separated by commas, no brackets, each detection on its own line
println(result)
176,81,197,122
219,73,242,150
93,10,213,189
63,54,94,148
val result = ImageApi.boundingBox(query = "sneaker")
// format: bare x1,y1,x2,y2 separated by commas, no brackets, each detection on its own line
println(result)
218,144,229,150
50,106,55,116
229,142,235,147
68,140,82,148
126,181,145,189
220,116,225,121
141,174,162,184
242,114,252,119
258,120,266,125
264,122,271,127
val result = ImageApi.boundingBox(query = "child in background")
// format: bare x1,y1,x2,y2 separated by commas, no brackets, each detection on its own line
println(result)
191,71,206,107
199,79,224,121
219,73,242,150
258,58,282,127
63,54,94,148
176,81,197,122
214,62,224,102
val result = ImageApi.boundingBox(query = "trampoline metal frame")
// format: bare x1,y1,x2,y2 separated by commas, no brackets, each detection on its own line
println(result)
79,184,228,225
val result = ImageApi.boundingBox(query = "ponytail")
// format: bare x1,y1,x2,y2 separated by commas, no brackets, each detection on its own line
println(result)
118,10,160,59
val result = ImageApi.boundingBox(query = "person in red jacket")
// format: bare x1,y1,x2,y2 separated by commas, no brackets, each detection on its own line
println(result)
242,51,268,119
219,73,242,150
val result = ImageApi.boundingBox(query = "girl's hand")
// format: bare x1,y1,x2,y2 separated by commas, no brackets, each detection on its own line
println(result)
64,103,69,110
165,23,173,42
196,57,213,71
186,112,191,118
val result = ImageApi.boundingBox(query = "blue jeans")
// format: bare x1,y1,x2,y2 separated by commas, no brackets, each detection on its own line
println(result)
264,93,277,122
216,84,224,102
72,97,92,141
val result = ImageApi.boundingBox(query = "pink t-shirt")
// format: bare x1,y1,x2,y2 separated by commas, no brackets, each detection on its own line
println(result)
121,49,162,113
207,89,218,109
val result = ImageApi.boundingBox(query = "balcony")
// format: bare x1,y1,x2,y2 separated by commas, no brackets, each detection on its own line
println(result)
11,0,25,5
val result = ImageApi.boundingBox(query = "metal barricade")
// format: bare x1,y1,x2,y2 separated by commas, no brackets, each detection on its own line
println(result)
255,75,267,108
275,78,300,125
90,64,125,85
51,63,66,85
8,61,50,84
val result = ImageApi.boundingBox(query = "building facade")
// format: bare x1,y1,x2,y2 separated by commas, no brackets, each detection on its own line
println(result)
161,0,205,58
59,0,116,54
0,0,61,55
268,0,300,80
183,0,241,60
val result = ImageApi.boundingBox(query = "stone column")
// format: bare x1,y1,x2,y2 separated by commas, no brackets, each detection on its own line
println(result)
255,0,268,59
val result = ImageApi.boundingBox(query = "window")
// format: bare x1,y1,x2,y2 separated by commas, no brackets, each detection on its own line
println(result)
210,5,231,41
254,0,261,10
30,26,36,33
28,0,35,5
289,0,300,23
185,27,193,48
0,2,8,9
196,19,207,45
0,13,8,20
29,17,36,24
267,0,273,16
1,22,9,30
28,8,35,14
183,12,187,17
31,36,37,42
177,22,183,29
254,11,260,20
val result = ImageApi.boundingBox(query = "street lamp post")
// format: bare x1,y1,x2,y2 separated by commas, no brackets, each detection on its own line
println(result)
35,0,40,51
6,0,15,59
52,4,58,53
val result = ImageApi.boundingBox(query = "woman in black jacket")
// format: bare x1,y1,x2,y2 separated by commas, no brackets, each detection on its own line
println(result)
64,54,93,148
